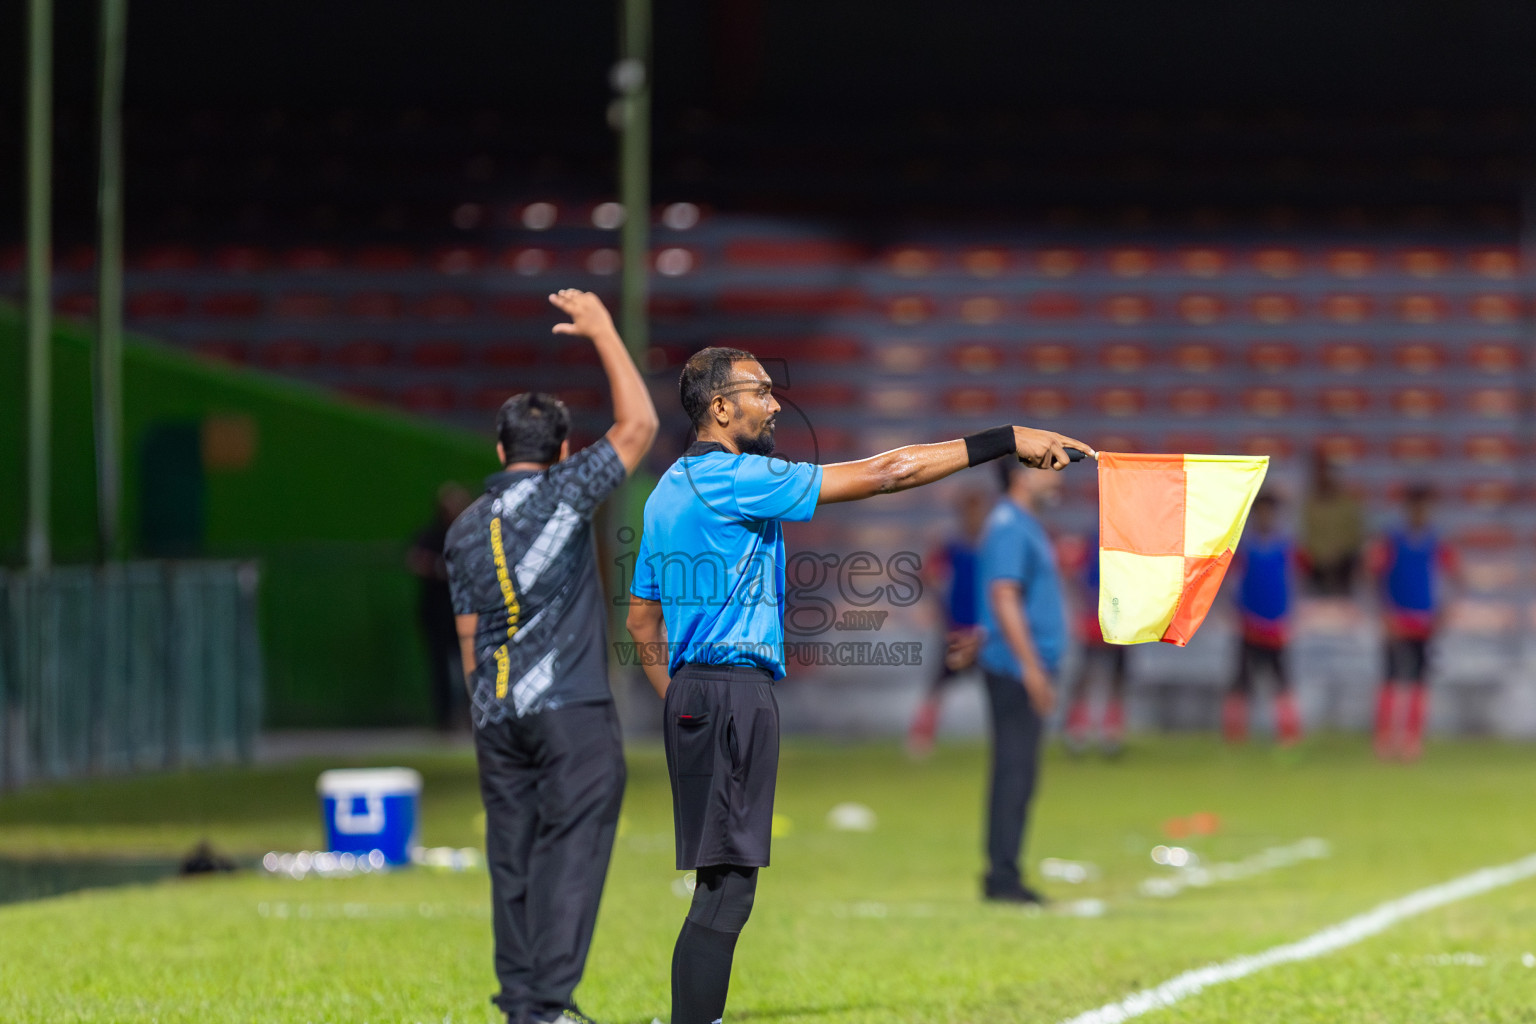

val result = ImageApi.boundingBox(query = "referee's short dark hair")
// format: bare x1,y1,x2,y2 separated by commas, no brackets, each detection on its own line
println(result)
497,392,570,465
680,346,756,427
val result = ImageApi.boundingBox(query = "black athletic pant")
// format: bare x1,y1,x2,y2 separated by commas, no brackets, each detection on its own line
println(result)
475,701,626,1020
1231,640,1290,695
983,670,1046,892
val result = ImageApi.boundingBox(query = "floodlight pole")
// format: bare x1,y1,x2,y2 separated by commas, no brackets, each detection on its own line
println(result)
94,0,129,561
25,0,53,572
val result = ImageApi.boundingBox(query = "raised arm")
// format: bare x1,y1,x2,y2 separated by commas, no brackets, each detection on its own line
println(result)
549,289,659,473
817,426,1094,505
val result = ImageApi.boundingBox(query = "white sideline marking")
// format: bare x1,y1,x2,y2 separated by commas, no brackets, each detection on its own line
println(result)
1059,852,1536,1024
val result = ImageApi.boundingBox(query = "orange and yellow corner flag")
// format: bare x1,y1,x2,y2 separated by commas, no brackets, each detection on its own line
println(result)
1098,452,1269,646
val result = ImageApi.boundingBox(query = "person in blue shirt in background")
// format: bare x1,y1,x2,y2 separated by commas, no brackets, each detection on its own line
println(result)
625,345,1093,1024
1223,491,1302,747
975,459,1070,905
906,488,990,758
1061,529,1128,757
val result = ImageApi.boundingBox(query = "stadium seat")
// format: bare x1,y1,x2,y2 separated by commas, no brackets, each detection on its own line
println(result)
1393,343,1446,374
1325,249,1375,277
283,246,343,272
353,245,417,270
272,292,334,319
961,248,1012,278
1094,432,1144,454
1400,248,1450,278
731,336,862,365
717,288,865,316
884,247,942,276
336,384,391,405
1320,387,1371,416
1163,431,1218,453
331,340,395,367
725,239,862,267
886,295,936,324
950,343,1005,374
1321,294,1373,323
957,296,1007,325
783,383,860,407
1397,294,1447,324
132,244,201,271
1246,343,1303,375
1467,248,1518,278
399,384,458,412
1168,387,1221,416
488,295,552,319
943,387,999,415
191,340,250,364
1018,388,1072,417
1241,434,1295,457
1099,343,1149,373
345,291,404,318
1252,248,1304,279
1465,435,1520,464
1456,525,1517,552
558,388,607,412
649,295,698,319
1317,434,1369,462
1469,294,1521,324
1321,342,1373,373
1249,293,1300,324
1392,388,1447,418
210,246,270,273
0,244,23,272
1469,343,1522,374
1034,249,1084,277
259,339,322,368
1023,343,1075,373
1177,294,1224,324
1108,248,1157,277
481,344,540,368
1095,388,1147,417
1024,293,1083,319
410,341,466,368
1174,342,1223,372
55,292,95,317
126,291,190,318
433,246,488,275
1390,435,1445,462
1103,295,1155,325
557,344,602,366
1468,388,1522,418
1180,248,1230,277
415,292,476,319
1460,480,1521,508
876,343,929,373
501,248,556,276
200,292,263,318
1242,387,1296,417
871,388,930,417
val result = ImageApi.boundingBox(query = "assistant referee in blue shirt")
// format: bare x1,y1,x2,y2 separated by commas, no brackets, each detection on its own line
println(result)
626,347,1093,1024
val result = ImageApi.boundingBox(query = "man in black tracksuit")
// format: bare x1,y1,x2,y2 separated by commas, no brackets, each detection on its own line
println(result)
445,289,657,1024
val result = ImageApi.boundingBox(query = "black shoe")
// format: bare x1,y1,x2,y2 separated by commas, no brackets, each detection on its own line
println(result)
983,880,1048,905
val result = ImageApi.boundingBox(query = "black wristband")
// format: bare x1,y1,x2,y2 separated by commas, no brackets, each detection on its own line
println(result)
963,425,1015,467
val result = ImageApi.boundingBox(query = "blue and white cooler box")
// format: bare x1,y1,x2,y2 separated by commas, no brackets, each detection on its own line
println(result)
317,767,422,866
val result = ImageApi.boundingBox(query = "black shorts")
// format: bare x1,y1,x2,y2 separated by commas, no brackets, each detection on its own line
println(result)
663,664,779,870
1386,637,1430,684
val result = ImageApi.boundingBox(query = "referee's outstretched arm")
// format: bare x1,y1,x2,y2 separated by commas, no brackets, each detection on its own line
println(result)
549,289,659,474
817,426,1096,504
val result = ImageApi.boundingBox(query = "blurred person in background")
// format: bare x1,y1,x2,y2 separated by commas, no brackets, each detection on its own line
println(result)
1369,483,1460,762
1222,492,1302,747
1299,448,1365,596
625,348,1092,1024
445,290,658,1024
906,488,990,757
975,460,1070,904
1060,529,1128,757
408,482,474,731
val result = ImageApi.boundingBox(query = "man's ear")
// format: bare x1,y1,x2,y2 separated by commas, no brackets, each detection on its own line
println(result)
496,442,506,466
711,395,732,427
558,438,571,462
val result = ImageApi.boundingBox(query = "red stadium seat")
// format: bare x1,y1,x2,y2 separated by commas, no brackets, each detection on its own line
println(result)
1168,388,1222,416
0,244,24,272
1468,388,1522,418
210,246,270,273
560,389,608,412
951,343,1005,374
1456,526,1517,552
1397,294,1447,324
1174,343,1223,373
1108,248,1157,278
500,248,556,276
1321,343,1373,373
867,388,928,417
1243,387,1296,417
345,291,404,318
1099,343,1149,373
127,290,190,318
1321,294,1373,323
1469,294,1521,324
649,295,698,319
957,295,1008,325
489,295,554,319
1320,387,1371,416
432,246,488,275
961,248,1013,278
331,340,395,367
1160,431,1218,454
884,247,943,277
1241,434,1295,458
1392,388,1446,419
133,244,201,271
200,292,263,318
1465,435,1520,464
354,245,417,271
1250,293,1300,324
1467,248,1518,279
1252,248,1302,278
875,343,929,373
1389,435,1444,462
1034,249,1084,277
283,246,342,272
1325,249,1375,277
1180,248,1230,278
725,239,862,267
399,384,458,413
1400,248,1450,278
780,383,861,409
411,341,466,368
415,292,476,319
1460,480,1521,508
1393,343,1446,374
1094,432,1144,454
1095,388,1147,418
1019,388,1072,418
272,292,333,319
1024,293,1083,319
1177,294,1224,324
717,289,865,316
337,385,391,405
1317,434,1369,463
260,339,322,368
733,336,862,365
1469,343,1522,374
557,344,602,366
1246,342,1302,373
943,387,999,415
192,340,249,364
482,344,540,368
1103,295,1155,325
1024,343,1076,373
469,387,517,410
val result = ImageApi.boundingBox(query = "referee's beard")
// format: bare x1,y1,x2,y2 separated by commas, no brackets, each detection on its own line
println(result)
733,418,776,457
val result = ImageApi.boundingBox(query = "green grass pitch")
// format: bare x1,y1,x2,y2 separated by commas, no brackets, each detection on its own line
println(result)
1,735,1533,1023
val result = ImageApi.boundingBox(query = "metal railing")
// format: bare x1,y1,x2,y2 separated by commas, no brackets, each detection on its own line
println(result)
0,561,262,790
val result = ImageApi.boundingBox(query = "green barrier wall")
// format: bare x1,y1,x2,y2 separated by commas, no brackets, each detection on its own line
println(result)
0,305,494,726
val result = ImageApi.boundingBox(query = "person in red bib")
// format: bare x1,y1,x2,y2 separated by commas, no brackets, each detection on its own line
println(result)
1368,483,1460,761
